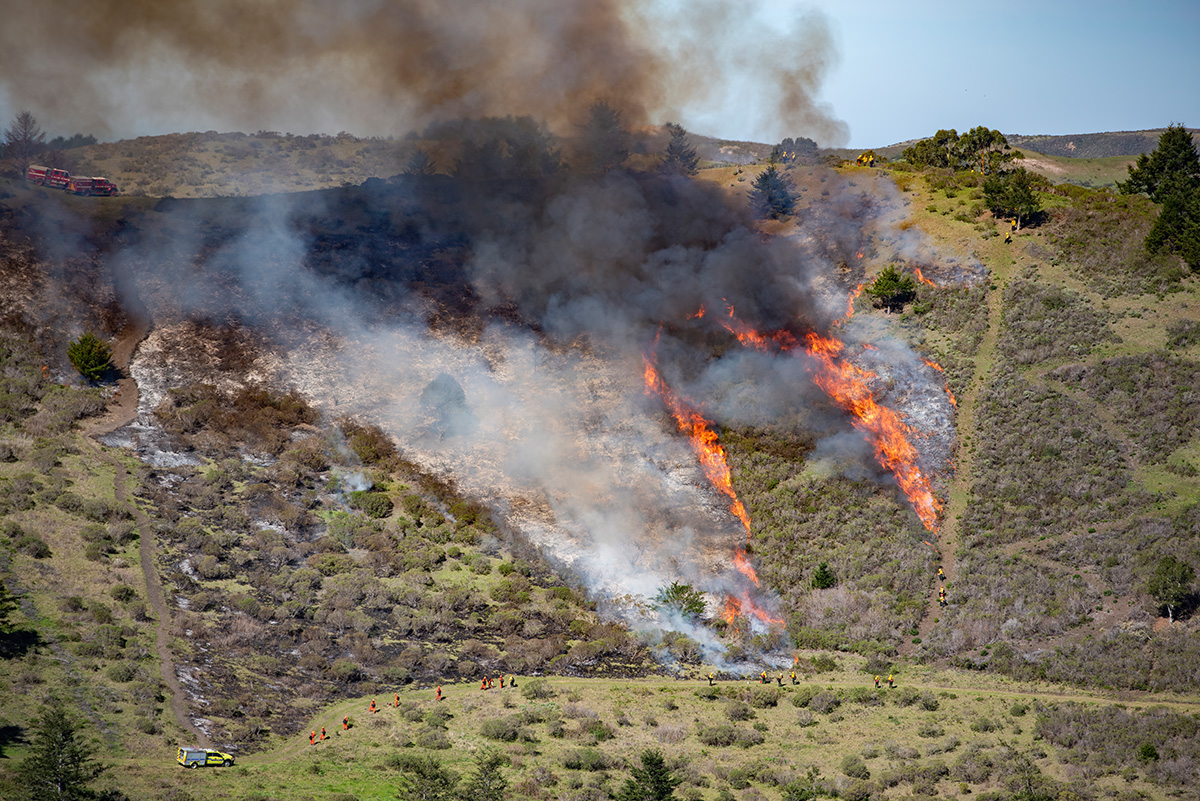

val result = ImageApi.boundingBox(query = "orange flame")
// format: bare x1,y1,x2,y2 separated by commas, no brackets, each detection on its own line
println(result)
801,330,942,531
643,351,771,616
721,593,784,626
913,267,936,286
718,295,944,533
689,305,707,320
922,358,957,407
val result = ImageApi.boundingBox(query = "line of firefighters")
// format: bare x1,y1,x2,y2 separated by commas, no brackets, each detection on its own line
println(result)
707,670,900,688
308,677,517,745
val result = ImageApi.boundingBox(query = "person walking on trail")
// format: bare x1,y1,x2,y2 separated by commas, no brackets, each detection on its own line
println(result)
776,672,784,686
499,675,504,689
436,686,442,701
760,670,767,684
790,670,797,685
394,693,399,708
321,727,327,741
481,677,487,691
369,699,377,714
875,675,881,689
888,674,894,688
342,715,349,730
708,672,715,686
937,567,945,581
510,675,517,687
309,730,316,746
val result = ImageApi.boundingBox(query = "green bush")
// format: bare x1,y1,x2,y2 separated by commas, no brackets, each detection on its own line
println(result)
841,754,870,780
67,332,113,381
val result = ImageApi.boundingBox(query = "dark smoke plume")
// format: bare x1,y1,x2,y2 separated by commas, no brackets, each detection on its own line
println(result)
0,0,847,145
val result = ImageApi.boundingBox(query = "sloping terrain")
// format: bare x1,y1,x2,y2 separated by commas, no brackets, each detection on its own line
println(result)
0,132,1198,801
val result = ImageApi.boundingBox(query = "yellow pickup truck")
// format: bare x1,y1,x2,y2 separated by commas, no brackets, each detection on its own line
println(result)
177,746,235,768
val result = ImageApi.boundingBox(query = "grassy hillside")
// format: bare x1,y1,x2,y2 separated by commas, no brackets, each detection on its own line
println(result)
1,129,1199,800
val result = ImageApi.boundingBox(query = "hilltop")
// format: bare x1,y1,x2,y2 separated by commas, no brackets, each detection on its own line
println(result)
0,123,1198,801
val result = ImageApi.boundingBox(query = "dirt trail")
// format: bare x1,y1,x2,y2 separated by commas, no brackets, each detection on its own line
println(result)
83,315,211,747
900,237,1008,656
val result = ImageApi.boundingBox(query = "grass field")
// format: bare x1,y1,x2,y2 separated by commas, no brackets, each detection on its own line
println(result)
18,664,1192,801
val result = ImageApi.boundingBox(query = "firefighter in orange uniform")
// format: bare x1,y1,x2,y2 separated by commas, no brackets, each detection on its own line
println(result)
321,727,327,741
499,675,504,689
309,730,316,746
436,686,442,701
369,699,377,714
342,715,349,730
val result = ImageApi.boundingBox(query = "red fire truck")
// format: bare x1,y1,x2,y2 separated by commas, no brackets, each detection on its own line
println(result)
66,176,119,196
26,164,72,189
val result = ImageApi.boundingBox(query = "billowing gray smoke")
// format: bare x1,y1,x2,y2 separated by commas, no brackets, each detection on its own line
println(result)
0,0,848,146
7,1,954,657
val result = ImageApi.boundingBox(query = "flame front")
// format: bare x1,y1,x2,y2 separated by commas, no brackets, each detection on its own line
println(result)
643,350,783,625
719,302,944,534
801,331,942,531
913,267,936,286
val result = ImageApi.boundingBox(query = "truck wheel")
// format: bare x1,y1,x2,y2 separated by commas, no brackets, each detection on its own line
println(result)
188,762,198,769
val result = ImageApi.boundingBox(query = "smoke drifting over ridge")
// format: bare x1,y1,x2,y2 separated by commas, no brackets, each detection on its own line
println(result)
0,0,848,145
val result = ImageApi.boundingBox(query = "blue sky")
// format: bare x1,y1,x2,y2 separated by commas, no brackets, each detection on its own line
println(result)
733,0,1200,147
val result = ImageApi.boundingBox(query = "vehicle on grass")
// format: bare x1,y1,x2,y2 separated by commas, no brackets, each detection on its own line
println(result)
176,746,235,768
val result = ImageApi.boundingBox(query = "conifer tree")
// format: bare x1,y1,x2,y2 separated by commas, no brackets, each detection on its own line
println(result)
15,700,107,801
661,122,699,176
749,165,795,219
67,333,113,382
615,749,681,801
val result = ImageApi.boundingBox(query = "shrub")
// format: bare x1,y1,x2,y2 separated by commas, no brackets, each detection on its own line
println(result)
809,692,841,714
521,679,555,700
67,332,113,381
840,754,870,780
725,701,754,721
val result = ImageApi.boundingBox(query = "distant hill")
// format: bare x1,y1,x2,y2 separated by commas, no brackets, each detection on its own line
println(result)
1005,129,1200,159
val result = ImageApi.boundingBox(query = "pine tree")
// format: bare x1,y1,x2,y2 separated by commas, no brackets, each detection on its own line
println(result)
661,122,699,176
1122,124,1200,270
15,700,107,801
615,749,681,801
578,101,630,175
1119,124,1200,202
403,148,437,177
3,110,46,174
460,747,508,801
67,333,113,382
749,165,795,219
864,266,917,312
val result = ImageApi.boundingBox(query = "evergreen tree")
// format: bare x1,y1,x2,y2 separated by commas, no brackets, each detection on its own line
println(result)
811,561,837,589
460,747,508,801
654,581,707,621
864,266,917,312
982,167,1041,228
393,753,459,801
1119,123,1200,202
403,148,437,177
3,110,46,174
1121,124,1200,270
615,749,681,801
67,333,113,382
749,165,795,219
578,101,630,175
661,122,699,176
15,700,107,801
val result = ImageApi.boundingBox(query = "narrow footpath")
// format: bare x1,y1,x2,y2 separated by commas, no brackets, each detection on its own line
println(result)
82,316,211,746
900,238,1010,657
